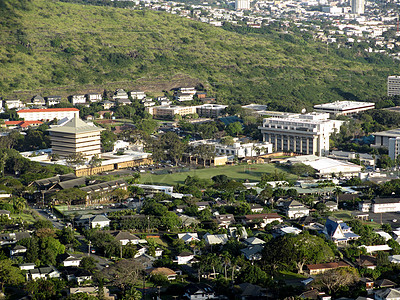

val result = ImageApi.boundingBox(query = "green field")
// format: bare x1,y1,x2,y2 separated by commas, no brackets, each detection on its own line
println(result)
139,164,296,185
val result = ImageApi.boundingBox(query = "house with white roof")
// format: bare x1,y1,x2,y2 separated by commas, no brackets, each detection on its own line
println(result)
177,233,200,244
203,233,229,245
90,215,110,229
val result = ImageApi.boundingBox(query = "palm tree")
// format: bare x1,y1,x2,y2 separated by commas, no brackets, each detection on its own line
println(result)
13,197,26,214
220,251,231,279
334,186,342,207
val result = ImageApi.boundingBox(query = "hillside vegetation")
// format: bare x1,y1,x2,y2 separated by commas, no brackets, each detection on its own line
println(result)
0,0,399,110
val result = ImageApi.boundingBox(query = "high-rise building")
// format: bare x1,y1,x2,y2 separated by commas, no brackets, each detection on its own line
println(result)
48,117,104,158
388,76,400,96
351,0,364,14
258,113,343,156
235,0,250,10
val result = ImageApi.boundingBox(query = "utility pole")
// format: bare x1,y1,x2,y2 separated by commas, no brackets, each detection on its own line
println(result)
88,240,91,256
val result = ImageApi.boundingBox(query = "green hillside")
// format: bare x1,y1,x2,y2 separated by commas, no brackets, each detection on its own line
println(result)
0,0,399,110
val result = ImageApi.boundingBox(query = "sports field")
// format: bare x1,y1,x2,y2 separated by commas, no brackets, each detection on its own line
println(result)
139,164,296,185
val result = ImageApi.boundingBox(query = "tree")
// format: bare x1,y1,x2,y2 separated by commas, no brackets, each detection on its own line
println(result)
226,122,243,137
66,153,86,167
377,154,393,169
89,154,102,175
101,130,117,152
262,233,335,273
238,265,269,285
80,256,97,273
112,188,128,203
104,259,144,291
0,259,24,291
315,267,359,294
136,119,158,135
160,132,187,165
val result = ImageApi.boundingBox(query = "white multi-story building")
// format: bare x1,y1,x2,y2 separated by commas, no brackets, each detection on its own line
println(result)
372,198,400,213
314,101,375,116
130,91,146,100
259,113,343,156
70,95,86,105
235,0,250,10
146,105,197,118
175,93,194,102
388,76,400,96
190,139,273,158
45,96,61,106
374,128,400,148
389,137,400,161
351,0,364,14
86,93,102,103
17,108,79,121
4,99,24,110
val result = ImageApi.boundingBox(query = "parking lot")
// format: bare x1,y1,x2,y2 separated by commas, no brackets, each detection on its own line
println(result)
368,212,400,228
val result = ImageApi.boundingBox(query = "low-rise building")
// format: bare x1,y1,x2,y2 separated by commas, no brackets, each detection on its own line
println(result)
4,99,24,109
196,104,227,118
305,261,349,275
45,96,61,106
146,105,197,118
241,213,282,228
71,95,86,105
323,217,359,244
86,93,102,103
130,91,146,100
18,108,79,121
314,101,375,116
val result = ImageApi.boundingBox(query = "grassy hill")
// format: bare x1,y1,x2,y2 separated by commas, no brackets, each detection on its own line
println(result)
0,0,399,110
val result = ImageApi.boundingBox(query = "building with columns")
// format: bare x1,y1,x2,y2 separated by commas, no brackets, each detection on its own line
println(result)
48,117,104,158
258,113,343,156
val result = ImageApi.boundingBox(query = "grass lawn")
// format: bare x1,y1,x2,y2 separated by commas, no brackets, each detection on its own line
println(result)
275,270,307,281
330,210,381,229
140,164,297,185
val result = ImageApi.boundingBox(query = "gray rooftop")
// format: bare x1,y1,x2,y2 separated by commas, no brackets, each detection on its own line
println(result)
48,117,104,134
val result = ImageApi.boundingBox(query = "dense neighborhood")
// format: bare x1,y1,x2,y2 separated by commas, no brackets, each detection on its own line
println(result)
3,86,400,299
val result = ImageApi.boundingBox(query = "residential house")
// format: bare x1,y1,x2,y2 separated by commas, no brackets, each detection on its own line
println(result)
111,231,140,245
135,253,156,269
0,232,30,246
305,261,349,275
45,96,62,106
19,263,35,271
10,245,27,258
68,287,115,300
134,245,147,258
113,89,129,100
241,245,264,261
214,214,235,228
155,248,163,257
375,288,400,300
90,215,110,229
0,210,10,219
175,251,195,265
284,200,310,219
86,93,102,103
355,255,377,269
4,99,24,109
150,267,177,280
241,213,282,228
31,95,45,106
250,204,263,213
323,217,359,244
116,98,131,106
65,267,92,284
100,100,115,110
244,237,266,246
183,283,215,300
195,201,210,211
177,233,200,244
389,255,400,264
62,254,81,267
130,91,146,100
26,265,61,281
203,233,229,245
71,95,86,105
376,279,397,289
325,201,338,211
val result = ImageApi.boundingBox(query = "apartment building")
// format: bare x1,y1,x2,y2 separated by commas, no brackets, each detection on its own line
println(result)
146,105,197,118
258,113,343,156
17,108,79,121
196,104,227,118
388,76,400,96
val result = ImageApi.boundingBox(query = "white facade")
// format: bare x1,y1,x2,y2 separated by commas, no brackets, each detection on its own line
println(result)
190,139,273,158
86,93,102,102
18,108,80,121
373,199,400,213
130,91,146,100
236,0,250,10
4,99,24,109
71,95,86,105
388,76,400,96
259,113,343,156
314,101,375,116
351,0,364,14
146,105,197,118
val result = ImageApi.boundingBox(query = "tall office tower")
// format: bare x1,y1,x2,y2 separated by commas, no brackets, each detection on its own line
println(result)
235,0,250,10
351,0,364,14
388,76,400,96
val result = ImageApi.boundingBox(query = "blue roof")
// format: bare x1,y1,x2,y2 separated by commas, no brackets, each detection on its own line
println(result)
325,218,340,236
